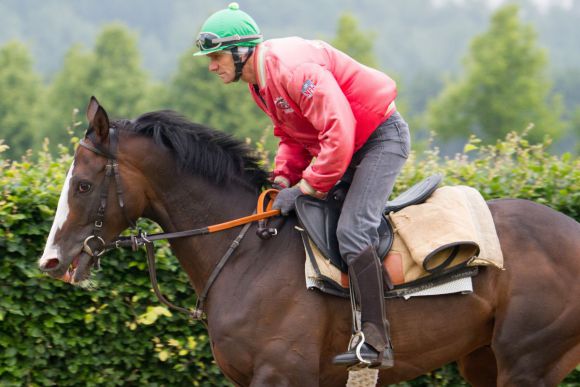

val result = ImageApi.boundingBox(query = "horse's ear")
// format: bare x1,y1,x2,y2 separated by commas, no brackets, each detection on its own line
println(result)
86,96,110,143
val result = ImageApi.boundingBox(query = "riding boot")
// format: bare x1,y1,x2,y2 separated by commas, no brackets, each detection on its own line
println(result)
332,246,394,369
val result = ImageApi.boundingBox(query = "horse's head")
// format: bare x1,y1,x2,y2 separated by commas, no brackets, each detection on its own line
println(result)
38,97,141,284
39,96,271,285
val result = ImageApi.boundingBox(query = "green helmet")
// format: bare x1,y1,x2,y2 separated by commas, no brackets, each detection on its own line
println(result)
193,2,263,56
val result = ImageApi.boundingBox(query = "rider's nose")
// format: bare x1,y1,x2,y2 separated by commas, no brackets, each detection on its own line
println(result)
39,258,61,272
209,61,218,72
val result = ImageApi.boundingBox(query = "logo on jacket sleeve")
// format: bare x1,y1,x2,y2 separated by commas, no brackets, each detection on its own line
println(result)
301,80,317,99
274,97,294,113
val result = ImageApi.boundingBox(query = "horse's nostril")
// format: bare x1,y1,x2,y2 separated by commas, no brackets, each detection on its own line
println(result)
42,258,61,271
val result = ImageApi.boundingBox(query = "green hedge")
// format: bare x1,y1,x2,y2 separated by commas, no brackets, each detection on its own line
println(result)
1,134,578,386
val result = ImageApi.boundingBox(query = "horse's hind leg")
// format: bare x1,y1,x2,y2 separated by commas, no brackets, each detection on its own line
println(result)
491,269,580,386
491,267,580,386
494,338,580,387
488,200,580,386
457,346,497,387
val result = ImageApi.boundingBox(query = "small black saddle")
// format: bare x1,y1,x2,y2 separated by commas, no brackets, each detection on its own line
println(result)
295,175,443,273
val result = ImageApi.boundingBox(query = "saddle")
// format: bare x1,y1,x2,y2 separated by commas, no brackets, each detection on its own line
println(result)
295,175,443,274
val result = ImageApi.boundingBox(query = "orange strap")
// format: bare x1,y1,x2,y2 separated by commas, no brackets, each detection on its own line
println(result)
207,189,280,233
257,188,279,213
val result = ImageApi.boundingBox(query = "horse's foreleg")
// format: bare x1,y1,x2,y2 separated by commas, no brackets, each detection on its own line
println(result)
249,364,293,387
247,325,324,387
457,346,498,387
249,357,320,387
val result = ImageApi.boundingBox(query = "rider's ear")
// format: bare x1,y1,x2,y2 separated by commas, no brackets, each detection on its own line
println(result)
86,96,110,144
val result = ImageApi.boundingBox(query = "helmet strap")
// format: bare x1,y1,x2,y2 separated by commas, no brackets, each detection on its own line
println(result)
230,46,255,82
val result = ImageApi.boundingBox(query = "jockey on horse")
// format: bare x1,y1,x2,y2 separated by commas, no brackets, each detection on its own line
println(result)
193,2,411,368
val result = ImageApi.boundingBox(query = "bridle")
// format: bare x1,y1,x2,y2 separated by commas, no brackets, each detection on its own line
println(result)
79,129,136,261
77,129,280,322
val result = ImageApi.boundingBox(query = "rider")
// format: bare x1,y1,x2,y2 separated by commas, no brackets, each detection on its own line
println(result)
194,2,410,369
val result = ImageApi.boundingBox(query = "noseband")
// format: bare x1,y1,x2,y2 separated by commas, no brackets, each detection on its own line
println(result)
76,129,280,321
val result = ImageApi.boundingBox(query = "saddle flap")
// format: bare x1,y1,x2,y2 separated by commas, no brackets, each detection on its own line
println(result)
384,174,443,214
295,187,394,274
296,193,346,272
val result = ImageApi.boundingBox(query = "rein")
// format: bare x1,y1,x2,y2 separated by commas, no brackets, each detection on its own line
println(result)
112,191,279,320
78,131,280,321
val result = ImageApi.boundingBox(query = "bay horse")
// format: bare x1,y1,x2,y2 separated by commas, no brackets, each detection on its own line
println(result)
39,97,580,386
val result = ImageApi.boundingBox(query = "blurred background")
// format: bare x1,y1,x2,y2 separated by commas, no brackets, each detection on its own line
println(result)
0,0,579,160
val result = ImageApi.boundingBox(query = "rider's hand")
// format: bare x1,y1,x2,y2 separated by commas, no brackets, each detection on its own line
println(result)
272,186,303,216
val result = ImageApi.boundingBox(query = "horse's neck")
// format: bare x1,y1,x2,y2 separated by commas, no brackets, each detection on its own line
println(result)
145,173,258,293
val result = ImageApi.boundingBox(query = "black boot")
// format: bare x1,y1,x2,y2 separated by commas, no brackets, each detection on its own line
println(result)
332,246,394,369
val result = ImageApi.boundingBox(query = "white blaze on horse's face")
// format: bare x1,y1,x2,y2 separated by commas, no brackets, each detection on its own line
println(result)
39,162,74,264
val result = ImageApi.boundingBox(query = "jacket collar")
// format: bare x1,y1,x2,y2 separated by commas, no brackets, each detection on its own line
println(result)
254,43,268,89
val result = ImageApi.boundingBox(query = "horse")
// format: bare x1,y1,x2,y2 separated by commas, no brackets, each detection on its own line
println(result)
39,97,580,386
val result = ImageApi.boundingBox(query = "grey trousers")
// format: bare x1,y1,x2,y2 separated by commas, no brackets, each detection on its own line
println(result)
337,111,411,264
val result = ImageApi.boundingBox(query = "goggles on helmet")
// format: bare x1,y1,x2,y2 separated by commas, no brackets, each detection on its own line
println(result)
195,32,263,51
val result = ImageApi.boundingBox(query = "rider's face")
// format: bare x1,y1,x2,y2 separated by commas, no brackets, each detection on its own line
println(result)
207,52,236,84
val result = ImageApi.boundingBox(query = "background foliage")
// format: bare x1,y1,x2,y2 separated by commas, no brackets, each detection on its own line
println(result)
0,1,580,159
426,5,563,143
1,132,578,385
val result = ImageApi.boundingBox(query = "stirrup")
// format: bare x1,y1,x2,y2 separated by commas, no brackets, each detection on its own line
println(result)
333,331,394,370
350,331,371,366
342,331,372,370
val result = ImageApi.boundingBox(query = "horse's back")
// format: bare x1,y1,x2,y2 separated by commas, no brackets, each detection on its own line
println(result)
488,197,580,303
486,198,580,385
489,198,579,266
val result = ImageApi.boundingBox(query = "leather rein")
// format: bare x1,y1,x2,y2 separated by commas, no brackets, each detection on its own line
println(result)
78,129,280,321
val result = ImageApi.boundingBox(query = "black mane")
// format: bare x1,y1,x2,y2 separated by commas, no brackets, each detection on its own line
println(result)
115,110,269,190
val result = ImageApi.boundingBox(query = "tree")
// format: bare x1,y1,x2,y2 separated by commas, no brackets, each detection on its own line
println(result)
572,106,580,155
89,23,150,118
0,41,43,159
330,13,379,68
426,4,563,143
39,24,154,152
40,44,94,149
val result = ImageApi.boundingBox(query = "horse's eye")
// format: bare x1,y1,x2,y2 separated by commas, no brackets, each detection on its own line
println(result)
78,182,92,193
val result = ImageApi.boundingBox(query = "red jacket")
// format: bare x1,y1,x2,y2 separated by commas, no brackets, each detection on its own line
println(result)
249,37,397,193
